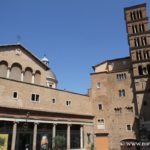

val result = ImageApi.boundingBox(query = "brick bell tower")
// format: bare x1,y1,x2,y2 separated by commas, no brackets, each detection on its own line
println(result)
124,3,150,141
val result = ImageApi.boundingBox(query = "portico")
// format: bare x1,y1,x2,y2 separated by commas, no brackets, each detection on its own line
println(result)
0,118,91,150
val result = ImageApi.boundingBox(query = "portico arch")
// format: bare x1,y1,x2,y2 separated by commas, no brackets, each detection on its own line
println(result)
0,60,8,77
10,63,22,81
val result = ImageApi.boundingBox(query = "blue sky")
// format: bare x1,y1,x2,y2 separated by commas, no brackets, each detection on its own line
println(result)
0,0,150,94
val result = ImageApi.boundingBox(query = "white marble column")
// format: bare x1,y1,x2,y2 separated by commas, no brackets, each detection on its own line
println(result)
11,122,17,150
21,71,24,81
80,125,84,149
32,74,35,84
32,123,38,150
6,68,10,78
52,124,56,148
67,124,71,150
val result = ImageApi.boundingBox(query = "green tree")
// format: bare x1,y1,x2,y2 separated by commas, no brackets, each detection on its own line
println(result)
53,136,66,150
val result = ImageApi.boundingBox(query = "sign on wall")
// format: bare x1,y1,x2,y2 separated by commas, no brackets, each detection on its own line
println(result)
0,134,8,150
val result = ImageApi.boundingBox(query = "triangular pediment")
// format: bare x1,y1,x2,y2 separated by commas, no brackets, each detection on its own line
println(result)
0,44,49,70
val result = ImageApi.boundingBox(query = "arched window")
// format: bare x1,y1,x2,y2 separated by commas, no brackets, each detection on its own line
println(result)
130,12,133,21
136,51,142,60
139,24,142,32
10,63,22,81
34,70,41,85
140,24,145,32
119,89,125,97
96,82,101,88
132,25,138,34
136,51,139,60
144,37,147,45
141,37,147,46
116,73,126,80
24,67,33,83
135,25,138,33
118,74,121,80
0,61,8,78
137,11,140,19
119,90,122,97
133,11,136,20
143,67,147,75
124,73,126,79
139,10,143,19
134,38,140,47
138,65,143,75
146,51,150,59
121,74,124,80
132,25,135,34
122,89,125,97
134,39,137,47
142,24,145,32
142,50,149,60
143,51,147,59
147,65,150,75
139,51,142,60
137,38,140,47
116,74,119,80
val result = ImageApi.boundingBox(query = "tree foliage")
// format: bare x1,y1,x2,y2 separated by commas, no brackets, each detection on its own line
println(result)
53,136,66,150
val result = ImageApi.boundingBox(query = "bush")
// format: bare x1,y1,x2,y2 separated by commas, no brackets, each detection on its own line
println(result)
90,143,94,150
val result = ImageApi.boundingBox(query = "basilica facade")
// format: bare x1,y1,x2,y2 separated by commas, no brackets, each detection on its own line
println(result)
0,3,150,150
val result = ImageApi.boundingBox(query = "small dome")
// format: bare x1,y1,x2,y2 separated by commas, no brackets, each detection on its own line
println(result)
46,69,57,81
41,56,49,66
41,56,49,62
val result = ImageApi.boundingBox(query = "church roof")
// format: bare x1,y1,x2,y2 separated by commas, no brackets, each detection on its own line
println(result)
92,56,130,70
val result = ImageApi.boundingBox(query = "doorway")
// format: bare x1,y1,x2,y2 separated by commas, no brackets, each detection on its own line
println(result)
95,134,109,150
17,133,33,150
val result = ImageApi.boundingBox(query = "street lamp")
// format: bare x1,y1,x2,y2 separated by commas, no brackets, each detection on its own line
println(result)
23,112,30,130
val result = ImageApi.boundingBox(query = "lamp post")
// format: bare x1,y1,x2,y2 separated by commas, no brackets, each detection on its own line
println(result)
23,112,30,130
26,112,30,122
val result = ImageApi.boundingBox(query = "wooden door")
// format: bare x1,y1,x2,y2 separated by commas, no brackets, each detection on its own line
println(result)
95,136,109,150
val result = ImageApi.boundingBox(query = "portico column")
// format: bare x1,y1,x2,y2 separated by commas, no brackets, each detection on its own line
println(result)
32,123,38,150
11,122,17,150
7,68,10,78
52,124,56,148
80,125,84,149
67,124,71,150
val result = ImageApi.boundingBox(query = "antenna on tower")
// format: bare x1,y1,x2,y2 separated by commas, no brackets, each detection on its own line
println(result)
16,35,21,44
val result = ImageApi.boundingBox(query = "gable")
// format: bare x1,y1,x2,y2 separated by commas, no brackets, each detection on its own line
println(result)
94,62,108,73
0,44,49,72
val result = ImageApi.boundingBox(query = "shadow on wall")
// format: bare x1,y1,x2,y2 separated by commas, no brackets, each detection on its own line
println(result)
138,74,150,142
120,67,150,150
